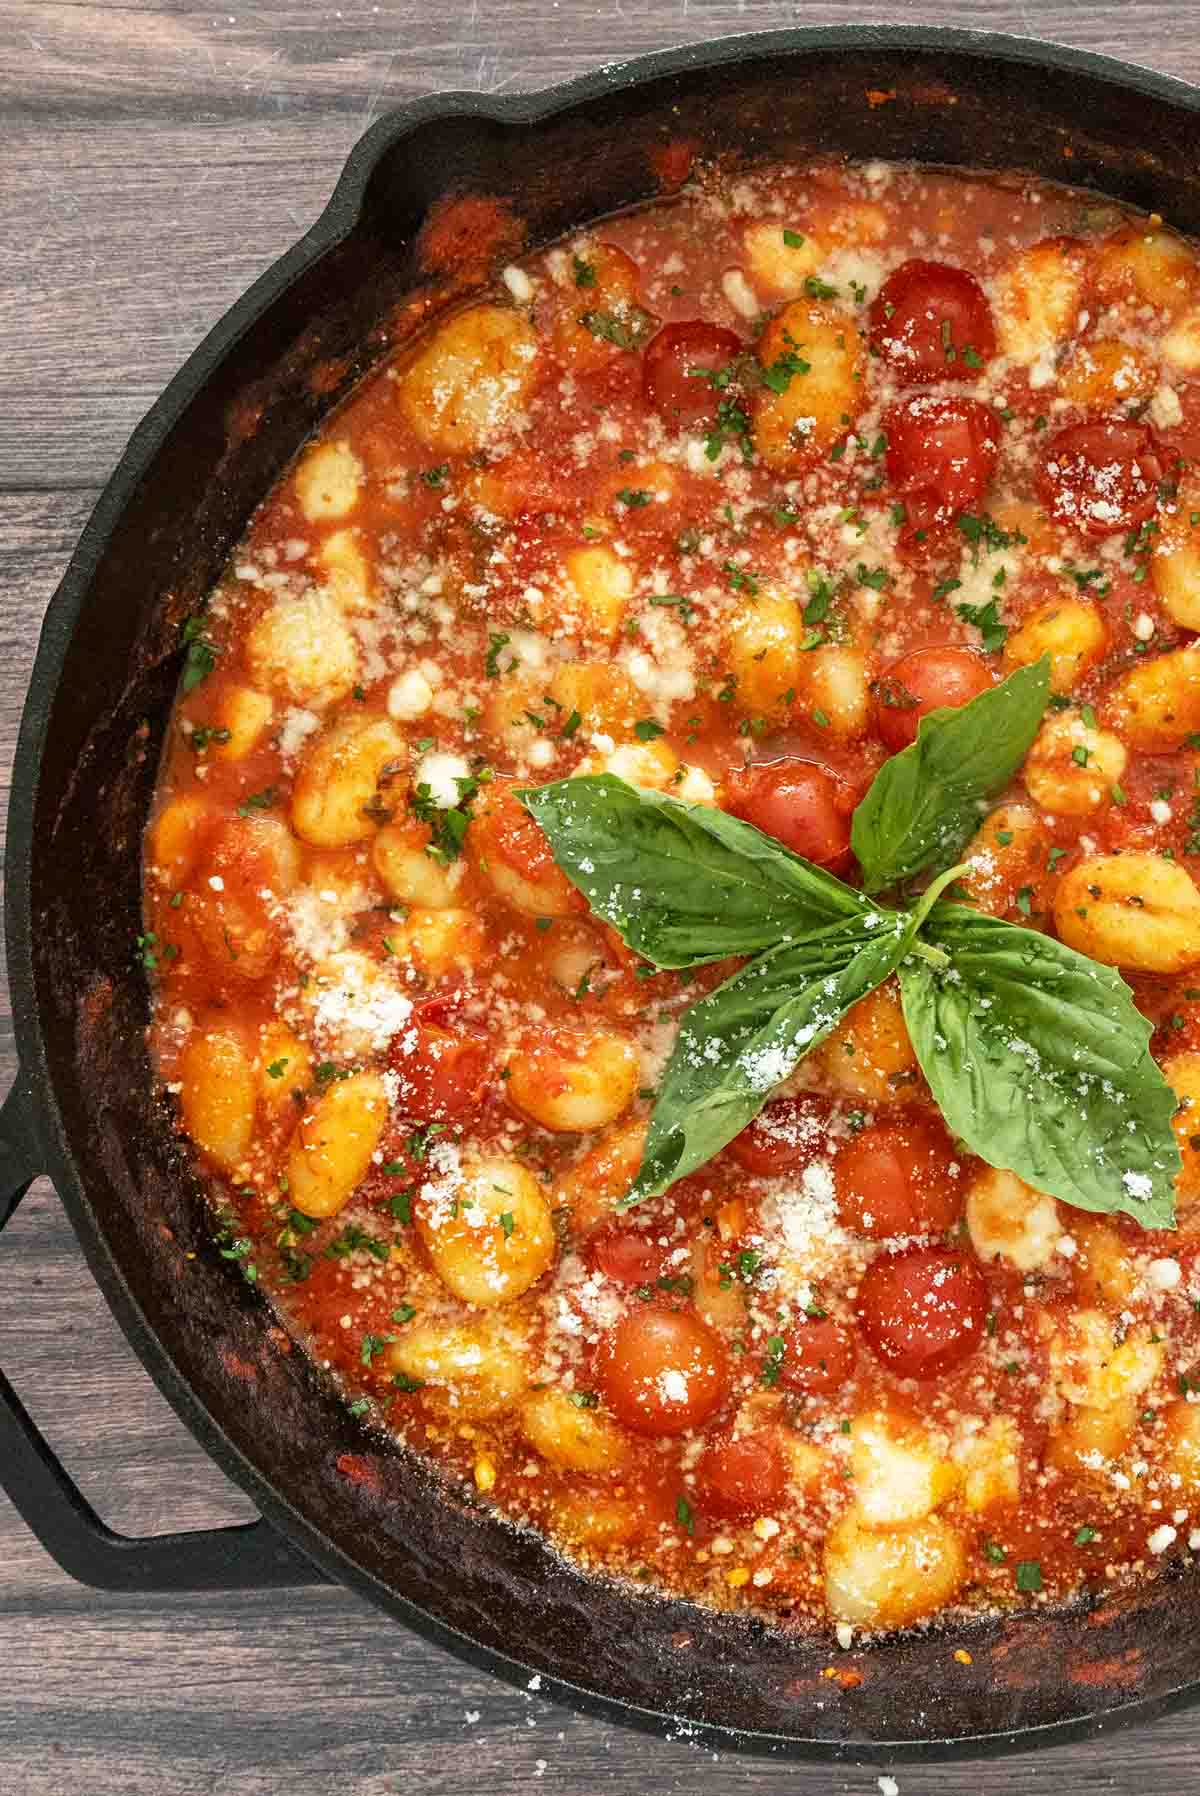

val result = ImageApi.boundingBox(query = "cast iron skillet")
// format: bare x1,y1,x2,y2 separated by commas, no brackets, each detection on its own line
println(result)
6,24,1200,1761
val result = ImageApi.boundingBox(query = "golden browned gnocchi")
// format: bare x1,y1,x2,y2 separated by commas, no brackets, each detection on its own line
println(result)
415,1155,555,1306
396,304,539,452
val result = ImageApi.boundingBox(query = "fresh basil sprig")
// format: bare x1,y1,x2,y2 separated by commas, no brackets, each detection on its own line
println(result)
852,657,1050,892
519,774,867,967
898,905,1179,1226
520,657,1181,1226
626,913,912,1204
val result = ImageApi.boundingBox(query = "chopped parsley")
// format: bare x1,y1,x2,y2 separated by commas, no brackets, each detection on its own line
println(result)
485,631,512,678
761,1334,786,1387
649,592,697,624
236,786,276,818
180,614,218,691
581,306,654,351
704,397,754,463
188,724,231,753
360,1332,394,1367
760,347,811,394
325,1224,389,1263
955,598,1008,653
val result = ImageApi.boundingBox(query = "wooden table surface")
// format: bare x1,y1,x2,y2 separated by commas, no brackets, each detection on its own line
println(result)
6,3,1200,1791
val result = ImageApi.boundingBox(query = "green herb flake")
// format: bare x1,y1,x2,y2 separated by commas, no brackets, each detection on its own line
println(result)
761,1334,786,1387
236,786,276,818
485,632,512,679
360,1332,394,1367
180,614,218,692
955,598,1008,653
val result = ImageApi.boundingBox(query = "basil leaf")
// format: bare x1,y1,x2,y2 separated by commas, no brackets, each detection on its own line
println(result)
519,775,867,969
624,910,913,1205
899,904,1180,1226
851,658,1051,892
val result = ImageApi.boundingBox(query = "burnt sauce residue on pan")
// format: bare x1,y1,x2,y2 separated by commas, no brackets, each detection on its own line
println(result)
142,156,1200,1638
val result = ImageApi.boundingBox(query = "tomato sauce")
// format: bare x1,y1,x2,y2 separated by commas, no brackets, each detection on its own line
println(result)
145,158,1200,1638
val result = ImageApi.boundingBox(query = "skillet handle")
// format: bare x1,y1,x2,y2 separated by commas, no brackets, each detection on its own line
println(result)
0,1075,328,1591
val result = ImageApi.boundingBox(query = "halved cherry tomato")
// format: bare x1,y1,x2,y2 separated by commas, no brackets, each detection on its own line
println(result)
873,646,995,752
885,395,1001,544
388,1022,490,1121
728,1093,833,1175
642,321,744,428
776,1314,857,1396
694,1429,786,1517
598,1308,729,1436
725,758,854,868
833,1115,965,1239
585,1223,674,1287
856,1246,986,1379
869,259,996,384
1037,420,1162,537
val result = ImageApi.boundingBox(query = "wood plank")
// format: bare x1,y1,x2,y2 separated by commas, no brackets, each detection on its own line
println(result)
6,5,1200,1791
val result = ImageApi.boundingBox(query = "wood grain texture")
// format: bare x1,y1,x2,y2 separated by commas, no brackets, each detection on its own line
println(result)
5,4,1200,1790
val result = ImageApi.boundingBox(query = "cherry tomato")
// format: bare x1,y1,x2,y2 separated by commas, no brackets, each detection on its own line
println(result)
389,1023,490,1121
694,1429,786,1517
598,1308,729,1436
642,321,744,428
775,1315,857,1396
856,1246,986,1379
869,259,996,385
728,1093,834,1175
726,758,854,867
585,1223,673,1287
1037,420,1162,537
885,395,1001,543
873,647,995,753
833,1116,965,1239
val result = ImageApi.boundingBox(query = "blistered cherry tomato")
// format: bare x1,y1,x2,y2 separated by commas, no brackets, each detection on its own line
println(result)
728,1092,833,1175
1037,420,1162,537
856,1246,986,1379
642,321,744,428
726,758,853,867
389,1023,490,1121
598,1308,729,1436
776,1315,857,1396
694,1429,786,1517
869,259,996,384
585,1223,673,1287
873,647,995,753
885,395,1001,543
834,1116,965,1239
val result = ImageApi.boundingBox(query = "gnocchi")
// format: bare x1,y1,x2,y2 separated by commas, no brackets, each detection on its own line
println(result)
1054,854,1200,972
416,1155,556,1306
